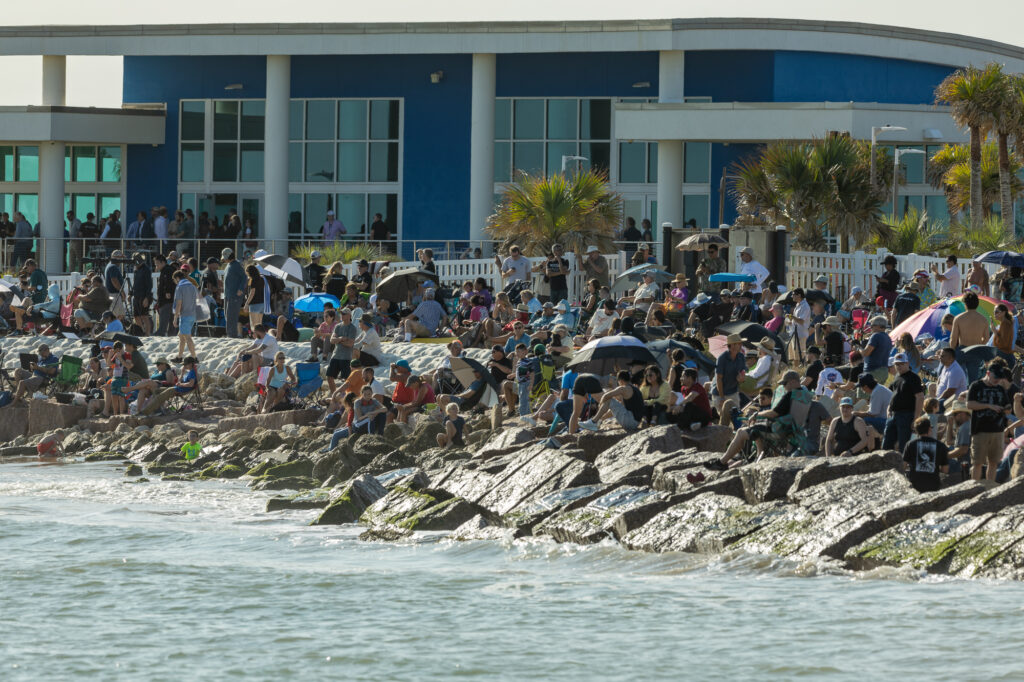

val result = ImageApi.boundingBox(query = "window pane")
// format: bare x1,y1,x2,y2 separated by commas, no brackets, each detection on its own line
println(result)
17,146,38,182
369,142,398,182
925,195,950,226
72,194,95,223
99,146,122,182
304,142,334,182
306,100,336,140
493,142,511,182
898,146,925,184
683,194,710,230
368,193,397,239
0,193,13,218
514,100,544,139
580,99,611,139
180,143,204,182
240,143,264,182
212,142,238,182
289,142,303,182
581,142,611,175
241,100,265,140
546,142,578,176
16,194,38,226
494,99,511,140
513,142,544,176
214,101,239,140
547,99,577,140
73,146,97,182
647,142,658,183
99,193,121,220
338,100,367,140
180,101,205,140
337,142,367,182
336,193,365,237
304,194,332,234
0,146,12,182
619,142,646,183
64,147,71,182
288,194,303,235
370,100,400,140
179,192,196,215
684,143,711,183
289,100,304,140
899,194,923,218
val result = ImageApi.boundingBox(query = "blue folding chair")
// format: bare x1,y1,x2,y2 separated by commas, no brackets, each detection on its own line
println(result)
294,362,324,408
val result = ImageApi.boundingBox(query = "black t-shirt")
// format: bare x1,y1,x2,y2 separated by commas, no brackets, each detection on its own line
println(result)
903,436,948,492
573,373,603,397
307,263,327,291
968,379,1010,433
80,221,99,239
893,293,921,326
352,271,373,291
445,415,466,446
890,370,924,413
622,226,643,242
805,360,824,387
370,220,390,241
490,360,511,385
545,257,569,292
823,331,844,363
878,269,900,293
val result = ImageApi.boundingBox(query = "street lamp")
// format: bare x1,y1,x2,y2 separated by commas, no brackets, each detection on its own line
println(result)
892,147,926,221
870,125,907,189
561,155,588,173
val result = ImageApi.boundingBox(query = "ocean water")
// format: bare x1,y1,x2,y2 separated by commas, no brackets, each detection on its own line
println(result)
3,460,1024,681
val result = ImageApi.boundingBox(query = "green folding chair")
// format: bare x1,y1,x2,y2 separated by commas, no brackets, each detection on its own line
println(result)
47,355,84,396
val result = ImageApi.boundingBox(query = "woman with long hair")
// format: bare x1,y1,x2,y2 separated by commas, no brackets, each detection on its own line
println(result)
641,365,671,425
323,261,348,300
896,332,921,374
484,291,515,343
244,264,268,328
992,303,1014,355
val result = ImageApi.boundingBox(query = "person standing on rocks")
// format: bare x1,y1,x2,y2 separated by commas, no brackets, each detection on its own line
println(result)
326,309,357,394
882,352,924,453
860,316,893,384
222,249,246,338
966,363,1012,482
714,333,747,413
903,416,949,492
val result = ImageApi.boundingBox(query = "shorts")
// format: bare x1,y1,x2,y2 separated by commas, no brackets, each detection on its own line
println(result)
111,377,128,397
248,303,266,314
326,358,351,379
608,400,640,431
971,431,1004,467
132,297,150,317
37,440,59,457
178,315,196,335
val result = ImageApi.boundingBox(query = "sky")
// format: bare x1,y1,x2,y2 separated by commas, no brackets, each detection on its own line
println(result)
2,0,1023,107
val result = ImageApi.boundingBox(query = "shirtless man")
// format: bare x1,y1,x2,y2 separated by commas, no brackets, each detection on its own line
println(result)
950,292,990,349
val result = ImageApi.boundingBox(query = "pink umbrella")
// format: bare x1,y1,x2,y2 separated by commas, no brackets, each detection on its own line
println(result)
889,294,1014,343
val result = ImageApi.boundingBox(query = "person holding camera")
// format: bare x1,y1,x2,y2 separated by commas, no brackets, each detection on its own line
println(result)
131,253,154,336
534,243,569,304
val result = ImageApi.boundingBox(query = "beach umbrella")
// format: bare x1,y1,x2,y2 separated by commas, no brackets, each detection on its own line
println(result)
96,331,144,348
294,292,341,314
566,334,657,375
254,253,305,286
675,232,728,251
375,268,439,303
975,250,1024,268
714,321,780,348
803,289,835,306
647,338,715,376
611,265,674,294
709,272,755,283
889,294,1014,343
450,356,502,395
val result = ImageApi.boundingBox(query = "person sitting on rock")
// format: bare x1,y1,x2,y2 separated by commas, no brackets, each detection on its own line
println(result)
11,343,60,405
180,430,202,462
824,397,872,457
437,366,487,415
578,370,645,433
227,324,279,378
127,358,177,414
706,370,808,470
668,368,713,430
351,385,387,435
436,403,466,448
392,370,435,424
140,356,198,415
260,351,296,414
323,393,357,452
398,288,447,340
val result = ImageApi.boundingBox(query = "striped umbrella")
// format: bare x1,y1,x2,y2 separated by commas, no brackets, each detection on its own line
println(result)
889,294,1014,343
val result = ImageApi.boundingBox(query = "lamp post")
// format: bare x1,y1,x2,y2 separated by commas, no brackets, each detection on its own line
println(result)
561,155,588,173
892,148,926,221
870,125,907,189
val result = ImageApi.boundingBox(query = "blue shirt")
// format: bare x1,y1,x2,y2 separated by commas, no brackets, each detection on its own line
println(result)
504,333,530,354
175,369,197,394
526,298,542,314
864,331,893,371
411,299,446,335
715,350,747,395
99,320,124,349
104,263,124,295
561,369,578,391
34,353,59,379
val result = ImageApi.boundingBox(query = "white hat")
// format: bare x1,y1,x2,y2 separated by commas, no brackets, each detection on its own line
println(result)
739,246,753,256
586,245,599,254
661,221,673,228
691,292,711,306
311,250,322,259
555,301,568,312
327,210,335,216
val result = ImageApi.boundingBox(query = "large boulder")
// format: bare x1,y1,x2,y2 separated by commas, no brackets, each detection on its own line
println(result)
266,488,333,512
395,497,495,531
787,450,902,497
475,445,599,515
233,371,257,402
399,420,446,455
451,514,514,542
351,435,395,465
376,467,431,490
474,427,537,460
311,443,361,483
359,485,453,527
313,475,388,525
536,486,673,544
739,458,814,504
502,483,614,535
27,401,88,437
592,425,691,486
946,477,1024,516
251,476,319,491
678,424,733,453
0,406,29,441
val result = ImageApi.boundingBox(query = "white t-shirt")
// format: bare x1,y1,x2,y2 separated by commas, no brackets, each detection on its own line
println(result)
867,385,893,418
748,354,773,387
257,333,280,360
791,299,811,339
939,266,961,297
815,367,844,397
632,282,660,311
589,309,618,335
937,360,968,398
501,256,531,282
739,259,770,294
366,378,386,396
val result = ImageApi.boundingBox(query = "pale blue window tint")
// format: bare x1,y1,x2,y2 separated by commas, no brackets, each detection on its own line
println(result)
73,146,97,182
493,142,511,182
580,99,611,139
288,194,302,235
99,194,121,220
494,100,511,139
17,194,39,226
368,142,398,182
925,195,950,226
306,100,336,141
684,143,711,183
214,101,238,140
240,143,264,182
288,143,302,182
304,142,334,182
17,146,38,182
547,142,577,175
619,142,646,183
99,146,122,182
304,194,332,234
180,144,204,182
289,100,304,140
0,146,12,182
513,142,544,175
369,100,400,140
336,193,365,236
684,194,710,229
547,99,577,140
337,142,367,182
338,100,367,140
514,100,544,139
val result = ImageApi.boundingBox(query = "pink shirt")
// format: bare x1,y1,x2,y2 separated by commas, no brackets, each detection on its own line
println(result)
470,305,488,322
764,316,783,333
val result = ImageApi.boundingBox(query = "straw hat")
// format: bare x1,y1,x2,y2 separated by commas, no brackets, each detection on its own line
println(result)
756,337,776,353
824,315,842,327
515,303,530,313
726,333,746,345
672,272,687,283
945,401,971,417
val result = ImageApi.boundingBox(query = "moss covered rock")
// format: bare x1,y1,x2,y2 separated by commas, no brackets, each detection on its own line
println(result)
311,444,361,483
124,463,144,477
359,485,453,528
147,460,191,475
198,463,245,479
251,475,319,492
313,474,388,525
395,497,491,531
266,488,333,512
85,451,128,462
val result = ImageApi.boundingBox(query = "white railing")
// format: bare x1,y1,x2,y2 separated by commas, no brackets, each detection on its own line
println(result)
788,248,999,299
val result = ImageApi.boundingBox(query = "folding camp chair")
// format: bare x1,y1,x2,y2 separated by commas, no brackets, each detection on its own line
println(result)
46,355,84,396
293,362,324,408
530,354,557,404
168,372,205,413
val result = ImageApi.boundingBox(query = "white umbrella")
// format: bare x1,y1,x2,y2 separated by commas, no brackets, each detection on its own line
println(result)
255,253,305,286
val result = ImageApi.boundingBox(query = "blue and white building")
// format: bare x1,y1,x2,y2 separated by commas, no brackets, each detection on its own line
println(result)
2,18,1024,272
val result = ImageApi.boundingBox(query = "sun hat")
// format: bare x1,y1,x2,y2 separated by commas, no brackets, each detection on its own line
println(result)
221,248,234,259
111,250,124,259
586,245,599,253
692,292,711,306
945,401,971,417
555,301,568,312
824,315,842,327
542,300,555,308
893,352,910,364
516,303,530,313
311,250,322,259
726,333,745,345
756,337,776,353
850,286,863,296
814,275,828,284
642,269,655,278
739,246,753,256
156,357,169,366
839,397,855,407
968,284,982,294
673,272,687,282
869,316,888,328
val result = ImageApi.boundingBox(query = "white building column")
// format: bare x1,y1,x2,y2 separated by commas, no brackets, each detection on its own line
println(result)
264,55,290,255
469,53,496,252
655,50,685,266
40,56,67,273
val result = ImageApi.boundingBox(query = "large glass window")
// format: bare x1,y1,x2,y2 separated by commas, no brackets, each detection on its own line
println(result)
496,98,612,180
73,146,97,182
180,101,205,141
240,101,265,140
240,143,264,182
181,144,204,182
99,147,122,182
897,145,925,184
305,142,334,182
369,100,400,140
214,101,239,140
338,100,367,140
1,146,15,182
213,143,237,182
684,143,711,184
619,142,647,184
16,146,38,182
306,100,336,140
683,194,710,230
547,99,577,140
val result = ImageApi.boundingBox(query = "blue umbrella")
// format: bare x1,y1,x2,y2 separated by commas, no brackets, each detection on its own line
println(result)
976,250,1024,268
294,293,341,313
709,272,756,283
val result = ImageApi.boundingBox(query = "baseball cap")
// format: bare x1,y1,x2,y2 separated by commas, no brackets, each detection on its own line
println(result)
358,259,369,267
586,245,599,253
311,250,322,258
206,257,219,265
491,344,504,353
533,344,546,355
857,373,877,388
893,352,910,364
327,210,335,216
839,397,854,407
395,359,411,370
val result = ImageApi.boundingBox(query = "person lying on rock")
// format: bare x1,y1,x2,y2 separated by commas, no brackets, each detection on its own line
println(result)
436,403,466,449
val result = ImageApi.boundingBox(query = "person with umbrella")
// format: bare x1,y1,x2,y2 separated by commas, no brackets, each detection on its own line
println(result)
436,366,488,414
695,243,727,293
625,270,660,314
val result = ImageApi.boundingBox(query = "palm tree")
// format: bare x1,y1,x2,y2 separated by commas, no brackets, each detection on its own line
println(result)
928,142,1022,218
868,208,945,255
486,169,622,256
944,215,1024,256
935,64,1004,231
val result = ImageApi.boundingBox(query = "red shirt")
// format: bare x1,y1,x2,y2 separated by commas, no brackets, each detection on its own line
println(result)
680,382,712,418
393,379,415,405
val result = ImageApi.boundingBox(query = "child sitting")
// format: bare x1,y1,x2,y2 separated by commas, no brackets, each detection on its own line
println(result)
436,403,466,448
180,430,202,461
37,432,65,458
